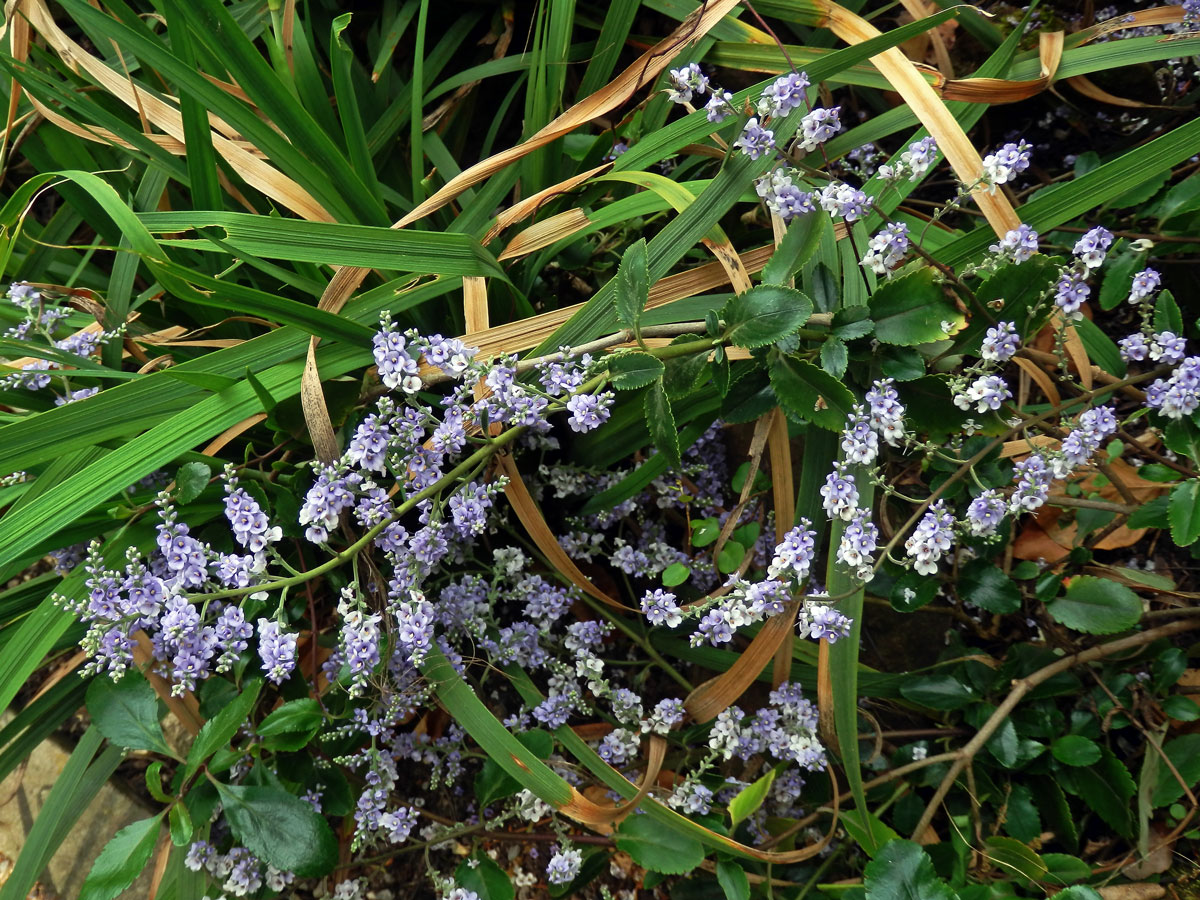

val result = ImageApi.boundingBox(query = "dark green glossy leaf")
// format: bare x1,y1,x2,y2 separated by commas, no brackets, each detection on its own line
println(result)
217,784,338,877
899,674,976,710
715,859,750,900
983,836,1046,882
1046,576,1141,634
85,669,172,756
959,560,1021,614
1051,735,1102,767
644,381,680,468
1169,481,1200,546
455,853,515,900
769,352,855,431
820,337,849,378
862,840,955,900
258,697,323,751
616,239,649,339
174,462,211,505
1151,734,1200,807
169,801,193,847
1064,747,1135,837
1004,784,1041,843
183,679,262,782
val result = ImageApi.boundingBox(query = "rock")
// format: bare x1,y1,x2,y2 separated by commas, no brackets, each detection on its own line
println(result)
0,715,159,899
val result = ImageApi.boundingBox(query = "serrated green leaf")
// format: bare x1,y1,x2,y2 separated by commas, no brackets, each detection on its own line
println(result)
216,784,338,877
1052,735,1102,767
1064,747,1135,837
1154,290,1183,335
608,352,665,390
1151,734,1200,806
728,767,775,829
769,352,855,431
715,859,750,900
983,836,1047,882
644,381,680,468
820,337,849,378
721,285,813,349
182,679,262,782
862,840,956,900
1047,576,1141,634
613,813,704,875
78,814,162,900
174,462,211,505
257,697,323,751
85,669,172,756
455,853,515,900
616,239,648,339
1004,784,1042,843
1169,481,1200,546
869,267,963,346
959,560,1021,613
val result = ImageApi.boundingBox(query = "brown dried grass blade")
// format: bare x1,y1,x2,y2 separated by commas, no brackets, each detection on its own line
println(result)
897,0,955,77
767,409,796,688
939,31,1063,104
498,209,592,262
1066,74,1168,109
496,453,634,612
559,736,666,825
820,0,1019,237
201,413,268,457
1013,355,1062,407
133,631,204,736
397,0,742,227
1000,434,1059,458
1059,314,1094,390
16,0,331,221
711,414,772,565
1073,5,1184,44
485,163,611,244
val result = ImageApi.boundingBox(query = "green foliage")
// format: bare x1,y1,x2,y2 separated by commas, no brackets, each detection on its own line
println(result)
1046,577,1142,635
720,285,813,349
215,783,339,877
613,814,705,875
85,669,173,757
79,814,163,900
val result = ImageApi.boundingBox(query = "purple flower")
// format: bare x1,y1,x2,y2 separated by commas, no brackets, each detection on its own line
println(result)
860,223,909,275
565,392,613,432
900,136,938,180
768,519,817,581
224,474,281,554
799,106,840,151
981,321,1020,362
347,414,392,472
840,405,879,464
1073,226,1114,268
966,490,1007,537
1054,272,1091,315
300,467,360,544
338,595,381,696
1145,357,1200,420
257,619,297,684
800,603,853,642
991,224,1039,263
666,63,708,104
821,464,859,521
448,481,492,537
546,846,583,885
817,181,872,221
1119,332,1149,362
954,374,1011,413
1128,268,1161,304
705,90,735,123
904,500,955,575
1011,454,1052,512
733,117,775,160
696,609,733,646
397,596,435,664
1150,331,1187,364
372,329,422,393
668,782,714,815
642,588,683,627
379,806,419,843
836,509,878,568
759,71,810,117
982,139,1032,185
865,378,905,444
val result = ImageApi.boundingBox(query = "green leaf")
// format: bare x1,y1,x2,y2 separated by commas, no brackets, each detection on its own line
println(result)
716,540,745,575
616,239,648,340
728,767,775,829
691,518,720,548
769,352,855,431
761,213,828,285
715,859,750,900
899,674,976,710
1098,249,1143,311
987,718,1019,768
257,697,323,751
1004,785,1041,843
169,801,193,847
1064,747,1136,837
85,669,172,756
1151,734,1200,807
1051,735,1102,767
662,563,690,587
1163,695,1200,721
144,761,172,804
608,352,665,390
613,813,704,875
174,462,211,505
78,814,163,900
644,381,680,468
474,730,556,807
959,560,1021,614
1169,481,1200,546
982,836,1047,883
869,268,963,346
455,853,515,900
182,679,263,783
1046,576,1141,634
1041,853,1092,886
820,337,849,378
1050,887,1103,900
1129,495,1170,530
216,784,338,877
839,809,900,858
1154,290,1184,335
862,840,956,900
721,285,813,350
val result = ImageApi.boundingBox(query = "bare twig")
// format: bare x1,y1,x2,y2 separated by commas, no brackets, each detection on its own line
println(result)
909,619,1200,840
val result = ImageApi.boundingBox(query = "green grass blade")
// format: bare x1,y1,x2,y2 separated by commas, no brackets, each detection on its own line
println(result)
578,0,640,99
